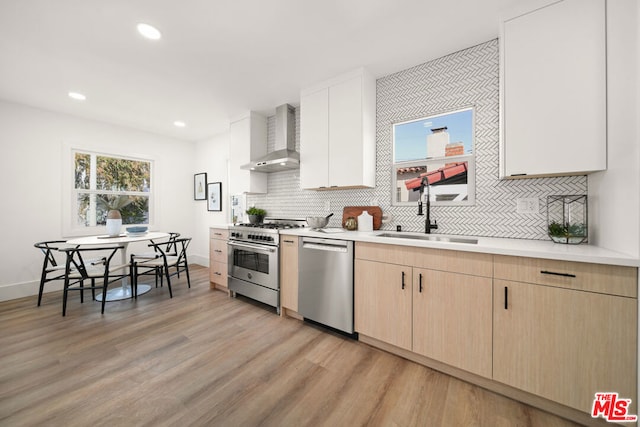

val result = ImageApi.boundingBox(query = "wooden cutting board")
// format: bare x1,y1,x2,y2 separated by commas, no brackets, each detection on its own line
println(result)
342,206,383,230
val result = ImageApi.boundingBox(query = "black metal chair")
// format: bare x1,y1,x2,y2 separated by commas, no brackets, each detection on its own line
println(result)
165,232,181,256
131,237,192,298
34,240,75,306
59,245,132,316
131,232,180,257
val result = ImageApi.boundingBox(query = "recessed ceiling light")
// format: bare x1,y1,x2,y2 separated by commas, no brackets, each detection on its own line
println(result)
68,91,86,101
137,23,162,40
173,121,186,128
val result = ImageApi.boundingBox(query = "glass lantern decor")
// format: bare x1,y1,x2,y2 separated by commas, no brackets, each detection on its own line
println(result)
547,195,588,244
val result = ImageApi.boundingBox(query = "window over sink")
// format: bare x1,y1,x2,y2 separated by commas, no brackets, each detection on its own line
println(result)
392,107,475,206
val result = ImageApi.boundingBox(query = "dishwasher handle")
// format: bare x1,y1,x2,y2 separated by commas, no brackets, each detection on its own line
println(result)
301,237,350,253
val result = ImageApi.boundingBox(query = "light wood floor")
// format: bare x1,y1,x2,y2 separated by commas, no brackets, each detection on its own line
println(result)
0,266,582,427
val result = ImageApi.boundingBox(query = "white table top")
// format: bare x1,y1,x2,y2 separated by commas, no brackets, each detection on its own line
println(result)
66,231,170,245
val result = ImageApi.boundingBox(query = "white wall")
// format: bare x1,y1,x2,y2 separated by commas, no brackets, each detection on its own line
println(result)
0,100,196,301
190,132,230,266
588,0,640,257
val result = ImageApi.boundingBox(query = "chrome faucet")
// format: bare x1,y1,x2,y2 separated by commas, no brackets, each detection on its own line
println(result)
417,177,438,234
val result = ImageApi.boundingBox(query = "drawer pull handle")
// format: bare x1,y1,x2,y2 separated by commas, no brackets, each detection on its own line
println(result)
214,272,221,276
283,240,295,243
419,273,423,293
215,249,222,253
401,271,406,290
504,286,508,310
540,270,576,278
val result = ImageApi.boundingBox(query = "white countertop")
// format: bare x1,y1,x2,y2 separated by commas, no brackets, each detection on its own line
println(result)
277,228,640,267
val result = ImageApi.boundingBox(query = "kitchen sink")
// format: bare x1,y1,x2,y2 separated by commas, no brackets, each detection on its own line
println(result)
376,233,478,244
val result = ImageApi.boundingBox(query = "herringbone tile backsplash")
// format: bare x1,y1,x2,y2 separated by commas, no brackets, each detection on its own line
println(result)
248,39,587,240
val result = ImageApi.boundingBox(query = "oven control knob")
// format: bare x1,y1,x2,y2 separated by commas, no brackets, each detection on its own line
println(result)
267,236,274,242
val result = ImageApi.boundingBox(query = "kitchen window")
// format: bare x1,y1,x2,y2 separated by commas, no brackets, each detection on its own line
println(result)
392,107,475,206
71,150,152,231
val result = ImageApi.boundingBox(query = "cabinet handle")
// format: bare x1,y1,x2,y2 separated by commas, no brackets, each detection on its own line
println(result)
540,270,576,278
504,286,508,310
419,273,423,293
283,239,295,243
214,232,223,236
215,249,222,253
401,271,406,290
214,272,221,276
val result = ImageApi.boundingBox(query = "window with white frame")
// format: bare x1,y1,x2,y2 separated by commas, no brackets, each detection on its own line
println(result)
73,150,152,228
392,107,475,206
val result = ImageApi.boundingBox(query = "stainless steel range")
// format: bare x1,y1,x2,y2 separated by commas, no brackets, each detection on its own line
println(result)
227,218,306,313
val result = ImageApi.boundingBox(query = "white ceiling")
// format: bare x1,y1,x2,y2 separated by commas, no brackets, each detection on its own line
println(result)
0,0,525,142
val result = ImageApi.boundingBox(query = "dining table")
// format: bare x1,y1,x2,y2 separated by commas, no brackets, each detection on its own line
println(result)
66,231,170,301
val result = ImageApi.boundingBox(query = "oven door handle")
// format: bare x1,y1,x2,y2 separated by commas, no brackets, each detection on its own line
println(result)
228,241,277,253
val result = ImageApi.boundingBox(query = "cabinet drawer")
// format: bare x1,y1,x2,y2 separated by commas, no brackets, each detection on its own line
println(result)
210,239,228,263
281,235,299,247
494,255,637,298
209,261,228,287
356,242,492,277
412,246,492,277
356,242,418,265
210,228,229,240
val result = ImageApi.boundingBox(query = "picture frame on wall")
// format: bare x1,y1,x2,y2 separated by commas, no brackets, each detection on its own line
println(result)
194,173,207,200
207,182,222,211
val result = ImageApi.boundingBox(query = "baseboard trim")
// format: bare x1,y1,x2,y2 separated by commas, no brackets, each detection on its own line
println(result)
0,279,58,303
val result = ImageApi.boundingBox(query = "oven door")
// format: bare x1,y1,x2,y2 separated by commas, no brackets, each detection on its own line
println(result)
228,241,279,290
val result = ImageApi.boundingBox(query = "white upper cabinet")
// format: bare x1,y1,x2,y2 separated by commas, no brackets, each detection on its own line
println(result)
500,0,606,178
229,112,267,194
299,88,330,189
300,68,376,189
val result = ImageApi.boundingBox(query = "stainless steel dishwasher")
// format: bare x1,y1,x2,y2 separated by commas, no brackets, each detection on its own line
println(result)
298,237,354,334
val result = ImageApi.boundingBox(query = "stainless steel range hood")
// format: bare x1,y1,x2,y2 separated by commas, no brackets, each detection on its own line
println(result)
240,104,299,172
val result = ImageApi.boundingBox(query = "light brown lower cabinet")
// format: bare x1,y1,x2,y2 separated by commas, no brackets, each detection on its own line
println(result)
355,259,412,350
355,243,638,422
209,227,228,291
493,278,637,414
355,243,493,376
413,268,492,378
280,236,299,314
